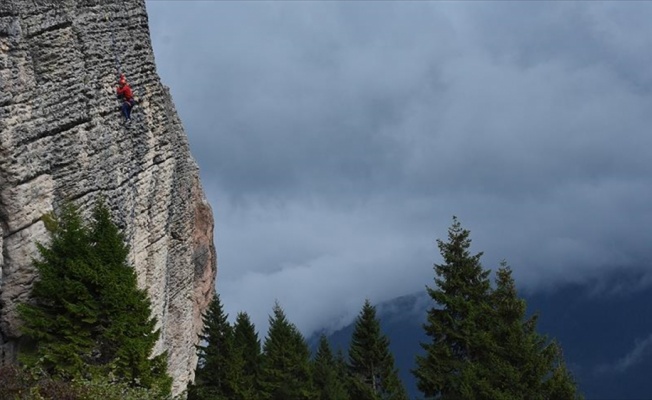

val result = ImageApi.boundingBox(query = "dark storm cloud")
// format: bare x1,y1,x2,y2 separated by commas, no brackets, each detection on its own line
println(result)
146,1,652,335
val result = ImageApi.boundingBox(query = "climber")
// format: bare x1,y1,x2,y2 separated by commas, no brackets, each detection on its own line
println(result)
116,74,135,123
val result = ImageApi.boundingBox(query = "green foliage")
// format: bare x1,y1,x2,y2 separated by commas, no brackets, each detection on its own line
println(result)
413,217,498,398
188,294,236,400
334,350,351,399
490,266,581,399
259,302,315,400
17,201,171,395
348,300,408,400
232,311,262,400
413,217,581,399
312,335,349,400
88,203,170,392
0,364,170,400
18,204,96,378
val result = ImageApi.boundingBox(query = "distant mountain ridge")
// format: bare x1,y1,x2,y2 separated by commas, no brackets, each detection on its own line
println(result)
312,283,652,399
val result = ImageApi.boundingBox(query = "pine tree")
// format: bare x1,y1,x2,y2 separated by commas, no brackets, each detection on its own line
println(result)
232,311,262,400
488,264,581,399
312,335,349,400
413,218,581,399
88,203,170,391
542,355,582,400
189,293,235,400
334,349,351,395
259,302,315,400
347,299,408,400
18,202,171,394
18,203,96,378
413,217,493,399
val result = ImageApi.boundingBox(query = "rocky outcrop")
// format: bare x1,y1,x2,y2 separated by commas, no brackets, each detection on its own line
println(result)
0,0,217,395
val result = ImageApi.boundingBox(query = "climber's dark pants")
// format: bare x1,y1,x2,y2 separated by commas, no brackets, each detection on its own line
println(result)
121,99,134,120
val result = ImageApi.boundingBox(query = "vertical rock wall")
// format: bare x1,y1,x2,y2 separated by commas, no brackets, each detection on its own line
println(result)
0,0,217,395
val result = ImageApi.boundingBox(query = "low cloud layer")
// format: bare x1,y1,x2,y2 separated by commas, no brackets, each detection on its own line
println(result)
146,1,652,336
597,333,652,374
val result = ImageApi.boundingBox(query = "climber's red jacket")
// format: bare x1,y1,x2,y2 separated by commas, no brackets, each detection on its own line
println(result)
117,83,133,102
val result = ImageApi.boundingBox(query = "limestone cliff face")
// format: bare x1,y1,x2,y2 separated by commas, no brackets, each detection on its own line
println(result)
0,0,217,395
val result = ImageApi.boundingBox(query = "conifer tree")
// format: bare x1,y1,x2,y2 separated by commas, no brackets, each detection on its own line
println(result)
413,217,581,399
232,311,262,400
88,203,170,391
18,202,171,394
488,264,581,399
334,349,351,395
18,203,95,378
188,293,236,400
312,335,349,400
259,302,315,400
347,299,408,400
413,217,493,399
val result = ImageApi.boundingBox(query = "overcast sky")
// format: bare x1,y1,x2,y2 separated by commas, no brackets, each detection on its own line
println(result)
145,1,652,337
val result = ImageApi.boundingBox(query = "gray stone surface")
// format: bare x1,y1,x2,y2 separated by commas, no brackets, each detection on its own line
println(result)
0,0,217,395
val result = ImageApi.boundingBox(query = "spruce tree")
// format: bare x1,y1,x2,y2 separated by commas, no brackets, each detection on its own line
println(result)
312,335,349,400
347,299,408,400
413,217,493,399
189,293,236,400
488,264,581,399
18,203,96,378
413,218,581,399
232,311,262,400
88,203,170,391
18,202,171,394
259,302,315,400
334,350,351,396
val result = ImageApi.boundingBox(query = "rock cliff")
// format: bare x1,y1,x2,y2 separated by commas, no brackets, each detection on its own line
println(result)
0,0,217,395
